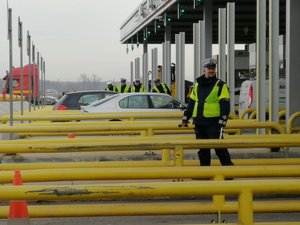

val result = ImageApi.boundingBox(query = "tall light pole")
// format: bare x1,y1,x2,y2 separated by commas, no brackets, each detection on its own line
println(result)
18,17,24,117
26,31,32,112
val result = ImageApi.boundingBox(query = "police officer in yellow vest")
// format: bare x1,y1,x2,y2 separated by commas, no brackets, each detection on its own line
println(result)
105,81,117,92
117,78,131,93
131,79,146,92
152,77,171,95
179,58,233,167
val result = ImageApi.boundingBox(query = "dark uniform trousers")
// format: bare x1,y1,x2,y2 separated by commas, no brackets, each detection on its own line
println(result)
194,124,233,166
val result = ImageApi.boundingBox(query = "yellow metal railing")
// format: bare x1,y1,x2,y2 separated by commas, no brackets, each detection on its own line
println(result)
1,158,300,171
0,120,285,136
0,179,299,225
1,165,300,183
1,134,299,155
287,111,300,134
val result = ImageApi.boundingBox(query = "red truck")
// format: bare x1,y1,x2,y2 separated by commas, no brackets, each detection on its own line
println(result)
2,64,39,101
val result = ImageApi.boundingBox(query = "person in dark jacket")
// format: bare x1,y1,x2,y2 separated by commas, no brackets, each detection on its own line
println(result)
179,58,234,167
152,78,171,95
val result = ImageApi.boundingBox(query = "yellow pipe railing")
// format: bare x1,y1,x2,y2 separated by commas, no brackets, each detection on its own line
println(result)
0,201,299,219
287,111,300,134
2,134,299,154
1,158,300,171
0,179,300,225
1,165,300,183
0,120,285,135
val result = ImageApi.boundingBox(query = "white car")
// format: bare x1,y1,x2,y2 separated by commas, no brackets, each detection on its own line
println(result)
81,93,186,113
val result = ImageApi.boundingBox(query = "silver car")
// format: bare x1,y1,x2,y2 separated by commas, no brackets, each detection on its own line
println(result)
81,93,186,113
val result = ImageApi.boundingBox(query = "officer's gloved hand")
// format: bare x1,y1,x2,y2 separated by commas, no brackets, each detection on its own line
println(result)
178,120,189,128
218,115,228,127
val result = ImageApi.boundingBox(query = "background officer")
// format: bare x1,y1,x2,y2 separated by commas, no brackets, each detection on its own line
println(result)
152,78,171,95
131,79,146,92
105,81,117,92
117,78,131,93
179,58,234,167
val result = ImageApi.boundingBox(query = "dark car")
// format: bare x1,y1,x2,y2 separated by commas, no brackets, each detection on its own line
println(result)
53,90,117,110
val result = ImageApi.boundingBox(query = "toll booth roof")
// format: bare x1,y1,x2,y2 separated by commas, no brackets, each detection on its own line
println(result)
120,0,286,45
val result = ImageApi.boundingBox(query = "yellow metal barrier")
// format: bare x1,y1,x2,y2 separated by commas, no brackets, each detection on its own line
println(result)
0,120,285,135
287,111,300,134
0,179,299,224
0,201,299,219
1,134,300,154
1,158,300,171
1,166,300,183
0,111,184,123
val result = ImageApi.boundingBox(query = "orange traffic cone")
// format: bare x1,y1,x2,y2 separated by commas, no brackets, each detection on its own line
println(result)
8,171,31,225
67,133,76,138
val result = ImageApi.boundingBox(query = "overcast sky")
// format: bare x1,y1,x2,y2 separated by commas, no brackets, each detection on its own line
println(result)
0,0,151,82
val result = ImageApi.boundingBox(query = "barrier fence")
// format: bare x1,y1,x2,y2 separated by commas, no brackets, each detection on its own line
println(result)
0,179,299,225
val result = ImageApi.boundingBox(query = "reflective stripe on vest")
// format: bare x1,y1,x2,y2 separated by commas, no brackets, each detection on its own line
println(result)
191,80,224,118
154,83,168,93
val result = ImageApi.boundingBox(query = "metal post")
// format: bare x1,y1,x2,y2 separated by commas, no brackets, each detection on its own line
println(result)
175,34,180,100
18,17,24,117
37,52,40,109
32,44,36,110
162,42,166,83
219,8,226,81
43,59,46,107
193,23,200,82
41,57,44,108
180,32,185,102
8,8,13,134
27,31,31,112
142,53,148,92
151,48,158,90
256,0,267,134
199,21,205,76
165,41,171,89
227,3,235,114
269,0,279,123
135,57,140,80
286,0,300,125
130,61,134,86
203,0,212,58
175,33,185,102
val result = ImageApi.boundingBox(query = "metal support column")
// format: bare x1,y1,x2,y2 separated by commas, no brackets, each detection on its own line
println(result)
193,23,200,81
151,48,158,90
175,32,185,102
165,41,171,89
269,0,279,123
286,0,300,125
7,8,13,133
256,0,267,133
18,17,24,117
27,32,32,112
130,61,134,86
199,21,205,76
218,8,226,81
203,0,212,58
142,53,149,92
227,3,235,114
135,58,140,81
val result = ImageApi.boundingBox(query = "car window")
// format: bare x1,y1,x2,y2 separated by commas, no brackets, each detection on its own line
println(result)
119,95,149,109
150,95,181,109
78,94,99,105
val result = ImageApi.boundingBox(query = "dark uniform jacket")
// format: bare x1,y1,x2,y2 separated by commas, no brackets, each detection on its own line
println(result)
184,75,230,125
